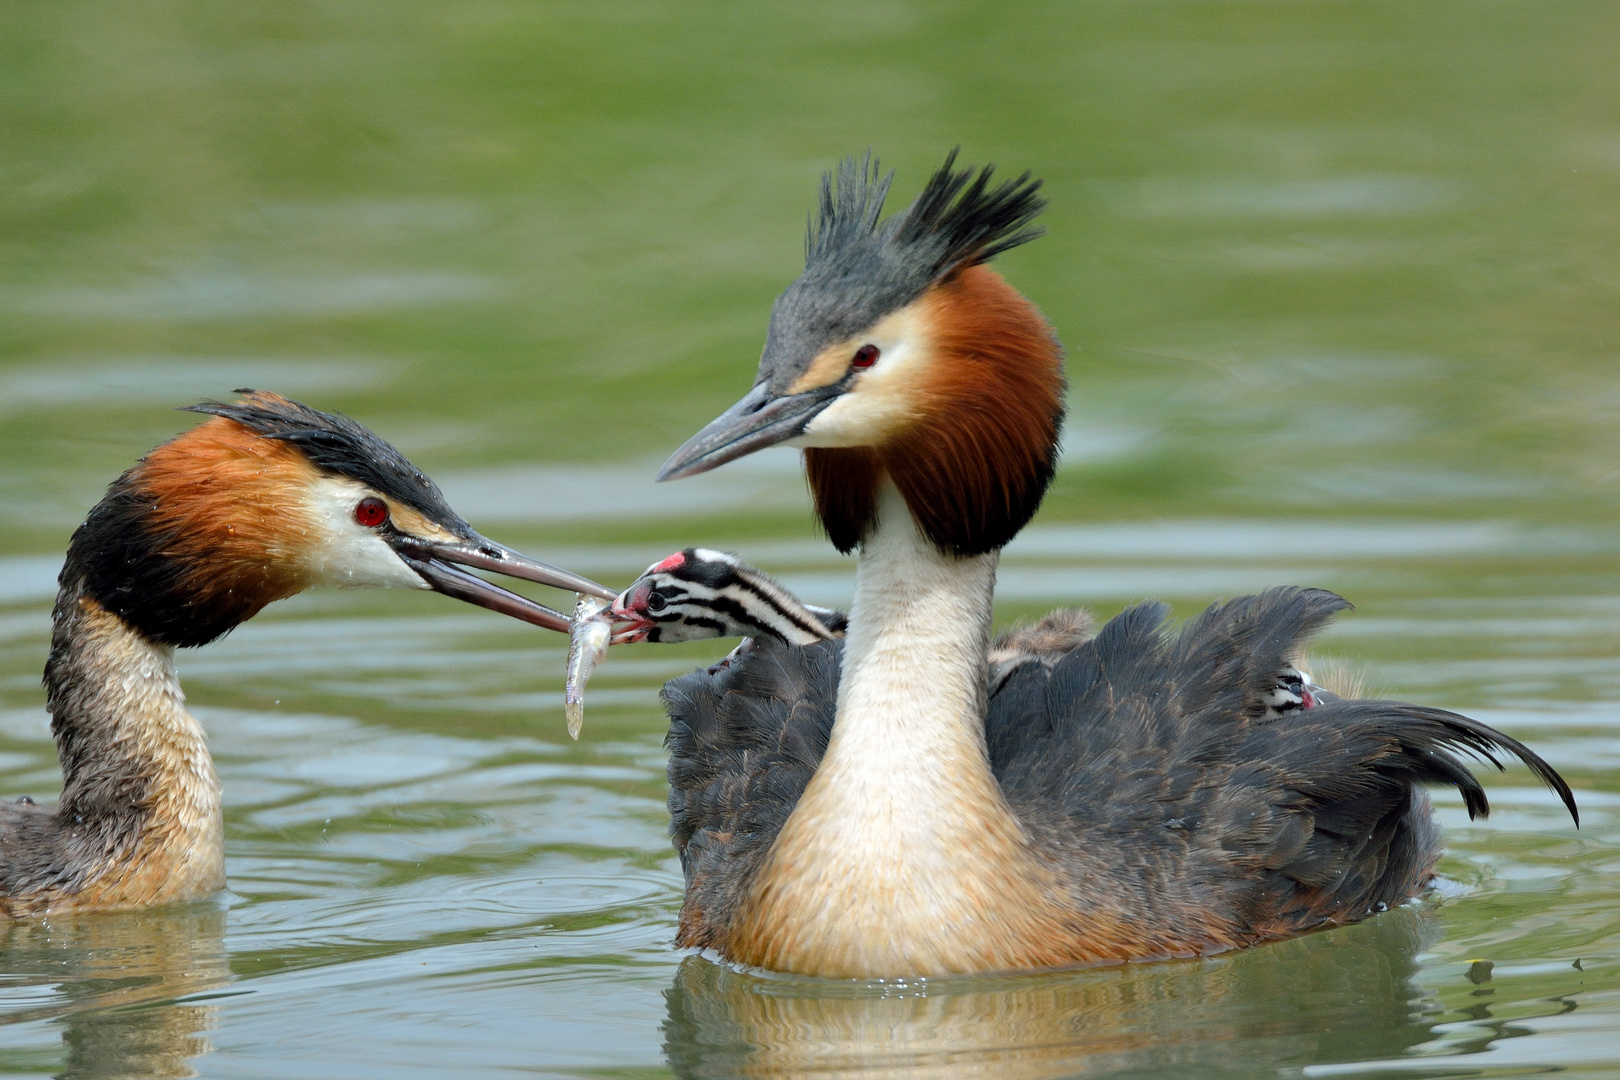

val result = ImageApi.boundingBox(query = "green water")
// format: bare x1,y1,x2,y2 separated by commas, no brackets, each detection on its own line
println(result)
3,1,1619,1076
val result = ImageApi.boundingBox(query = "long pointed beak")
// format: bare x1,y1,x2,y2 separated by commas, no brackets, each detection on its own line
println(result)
391,536,617,634
429,539,618,601
656,382,839,481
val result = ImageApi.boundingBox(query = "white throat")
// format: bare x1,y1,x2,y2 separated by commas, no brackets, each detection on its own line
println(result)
829,482,997,782
734,482,1059,976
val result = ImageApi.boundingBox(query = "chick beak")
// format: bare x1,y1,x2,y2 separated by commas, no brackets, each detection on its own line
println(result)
391,534,616,633
656,381,840,481
608,581,655,643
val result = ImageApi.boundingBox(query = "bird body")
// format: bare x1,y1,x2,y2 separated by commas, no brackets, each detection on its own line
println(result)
711,486,1078,975
661,570,1565,978
4,392,608,916
647,152,1578,978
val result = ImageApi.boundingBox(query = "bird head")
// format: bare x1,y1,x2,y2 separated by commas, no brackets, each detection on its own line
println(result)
657,151,1067,557
610,548,843,646
63,390,613,647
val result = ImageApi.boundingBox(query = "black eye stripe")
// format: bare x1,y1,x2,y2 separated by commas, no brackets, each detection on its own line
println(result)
642,574,830,644
693,594,795,642
682,616,726,634
661,600,719,623
715,581,827,640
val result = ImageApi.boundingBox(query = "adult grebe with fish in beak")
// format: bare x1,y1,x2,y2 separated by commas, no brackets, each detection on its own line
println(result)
4,391,613,917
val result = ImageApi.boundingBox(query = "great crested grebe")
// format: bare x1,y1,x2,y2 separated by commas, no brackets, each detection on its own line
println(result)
5,390,611,917
644,153,1578,978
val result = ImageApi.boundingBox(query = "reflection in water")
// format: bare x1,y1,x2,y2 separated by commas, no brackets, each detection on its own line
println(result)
0,905,231,1080
664,908,1438,1079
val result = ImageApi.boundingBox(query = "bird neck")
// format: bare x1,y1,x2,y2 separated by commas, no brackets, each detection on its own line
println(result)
833,482,999,776
39,582,225,909
731,482,1065,976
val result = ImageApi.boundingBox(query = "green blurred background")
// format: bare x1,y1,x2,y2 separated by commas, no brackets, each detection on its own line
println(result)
6,1,1619,557
3,4,1619,1078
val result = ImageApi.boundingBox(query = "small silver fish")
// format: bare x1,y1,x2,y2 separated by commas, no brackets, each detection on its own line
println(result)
565,593,613,739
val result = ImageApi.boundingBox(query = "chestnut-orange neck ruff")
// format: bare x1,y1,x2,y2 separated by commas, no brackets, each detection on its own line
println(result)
805,265,1065,557
66,417,322,648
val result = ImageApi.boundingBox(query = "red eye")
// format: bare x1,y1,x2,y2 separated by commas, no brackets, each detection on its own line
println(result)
354,498,389,528
852,344,880,369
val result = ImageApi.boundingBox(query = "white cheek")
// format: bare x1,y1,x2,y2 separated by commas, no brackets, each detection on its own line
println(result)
299,478,429,590
789,311,932,448
793,391,911,448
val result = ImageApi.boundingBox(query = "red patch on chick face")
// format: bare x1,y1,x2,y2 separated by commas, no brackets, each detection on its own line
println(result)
652,551,687,573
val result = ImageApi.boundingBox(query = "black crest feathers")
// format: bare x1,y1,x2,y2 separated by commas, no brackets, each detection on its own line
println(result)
764,150,1051,398
184,390,468,528
805,153,895,266
806,148,1046,285
892,147,1046,276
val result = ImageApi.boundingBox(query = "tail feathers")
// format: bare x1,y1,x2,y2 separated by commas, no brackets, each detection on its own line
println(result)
1223,697,1577,923
1026,592,1576,842
1243,700,1578,827
1409,747,1490,819
1399,705,1578,825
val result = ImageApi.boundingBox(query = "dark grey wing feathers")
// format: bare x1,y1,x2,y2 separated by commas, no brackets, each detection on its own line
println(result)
664,640,839,935
989,587,1576,926
661,585,1577,943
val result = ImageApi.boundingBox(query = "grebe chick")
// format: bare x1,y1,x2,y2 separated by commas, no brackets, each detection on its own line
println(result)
612,549,1100,691
612,548,847,646
613,548,1308,710
648,152,1578,978
5,391,610,917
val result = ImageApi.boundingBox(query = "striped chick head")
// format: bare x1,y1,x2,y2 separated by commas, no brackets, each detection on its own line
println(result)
610,548,845,645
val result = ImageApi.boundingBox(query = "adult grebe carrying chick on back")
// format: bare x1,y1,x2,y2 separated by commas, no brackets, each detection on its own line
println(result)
2,391,613,917
584,151,1578,978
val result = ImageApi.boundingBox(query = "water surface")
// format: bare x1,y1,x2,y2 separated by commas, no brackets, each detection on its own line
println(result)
2,1,1619,1077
